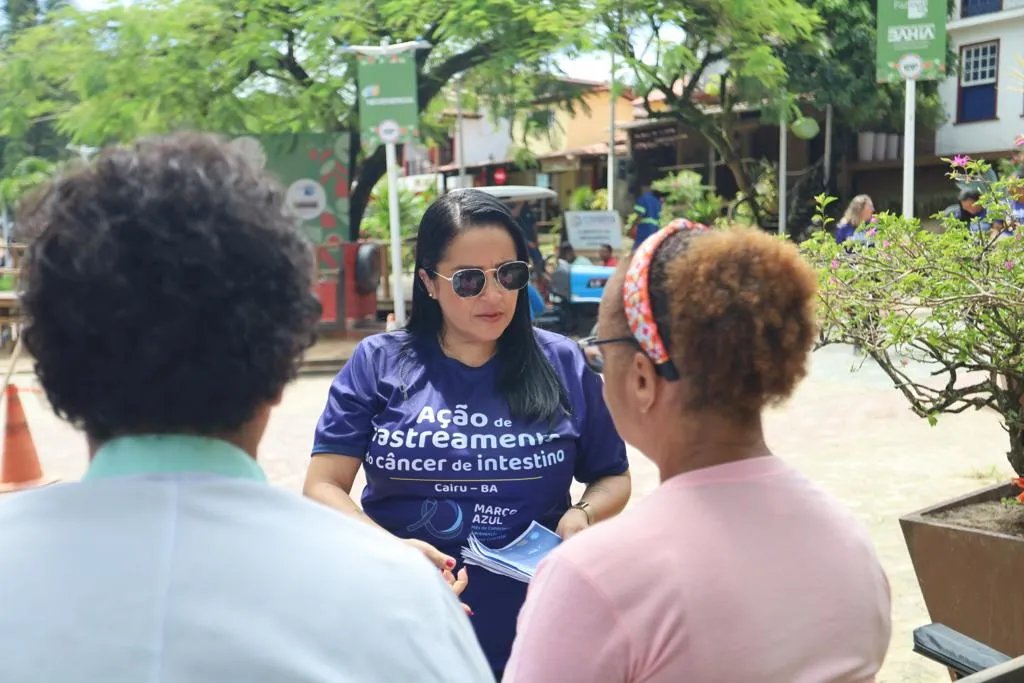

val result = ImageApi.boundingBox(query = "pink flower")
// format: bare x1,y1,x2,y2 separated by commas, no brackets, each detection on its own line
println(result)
951,155,970,168
828,276,838,285
830,259,839,270
882,240,891,248
866,228,877,237
1005,260,1015,270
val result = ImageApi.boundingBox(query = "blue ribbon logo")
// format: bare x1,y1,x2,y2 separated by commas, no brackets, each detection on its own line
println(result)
406,498,464,541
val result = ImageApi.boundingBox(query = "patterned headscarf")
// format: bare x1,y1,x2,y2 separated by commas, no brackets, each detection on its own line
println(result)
622,218,709,380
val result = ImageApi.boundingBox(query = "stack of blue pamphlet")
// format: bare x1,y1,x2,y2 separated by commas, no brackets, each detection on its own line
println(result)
460,521,562,583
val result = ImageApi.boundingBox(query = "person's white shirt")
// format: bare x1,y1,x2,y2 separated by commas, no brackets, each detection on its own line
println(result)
0,435,493,683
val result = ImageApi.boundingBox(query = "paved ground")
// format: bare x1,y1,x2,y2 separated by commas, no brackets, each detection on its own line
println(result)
7,344,1013,682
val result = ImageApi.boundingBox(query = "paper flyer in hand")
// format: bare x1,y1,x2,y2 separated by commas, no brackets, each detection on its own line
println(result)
460,520,561,583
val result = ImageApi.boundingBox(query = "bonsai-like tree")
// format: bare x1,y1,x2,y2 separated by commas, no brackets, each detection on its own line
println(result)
802,157,1024,483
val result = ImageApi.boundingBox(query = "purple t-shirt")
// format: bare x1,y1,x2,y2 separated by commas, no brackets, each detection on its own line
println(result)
312,328,629,672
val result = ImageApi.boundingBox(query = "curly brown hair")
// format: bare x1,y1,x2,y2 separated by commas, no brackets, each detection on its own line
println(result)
17,131,321,441
623,227,818,416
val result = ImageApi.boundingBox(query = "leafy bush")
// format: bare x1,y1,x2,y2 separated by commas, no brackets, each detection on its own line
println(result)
651,169,724,226
802,158,1024,476
360,181,437,268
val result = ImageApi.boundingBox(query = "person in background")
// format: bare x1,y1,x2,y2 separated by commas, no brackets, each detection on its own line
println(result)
505,221,891,683
629,183,663,248
0,132,492,683
834,194,875,245
304,189,631,679
946,187,1010,238
510,200,544,276
1005,175,1024,229
558,242,593,266
598,243,618,267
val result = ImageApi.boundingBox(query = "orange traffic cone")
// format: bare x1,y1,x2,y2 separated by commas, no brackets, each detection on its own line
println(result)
0,384,53,492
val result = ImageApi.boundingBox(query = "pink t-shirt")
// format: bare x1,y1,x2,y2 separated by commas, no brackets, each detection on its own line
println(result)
504,455,891,683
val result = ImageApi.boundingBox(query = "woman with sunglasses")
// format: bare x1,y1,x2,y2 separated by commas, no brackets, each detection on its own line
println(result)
304,189,631,679
504,221,891,683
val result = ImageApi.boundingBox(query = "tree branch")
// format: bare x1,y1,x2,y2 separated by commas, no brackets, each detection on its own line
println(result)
281,29,312,87
681,48,726,103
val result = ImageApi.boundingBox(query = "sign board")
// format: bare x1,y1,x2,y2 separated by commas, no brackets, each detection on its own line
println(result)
540,158,581,174
356,51,420,148
230,134,350,325
564,211,623,250
876,0,947,83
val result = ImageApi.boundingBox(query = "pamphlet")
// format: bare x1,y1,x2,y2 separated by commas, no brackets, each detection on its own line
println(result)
460,521,562,583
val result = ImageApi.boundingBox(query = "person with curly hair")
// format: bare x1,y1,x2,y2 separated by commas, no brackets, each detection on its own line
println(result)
504,221,892,683
0,132,492,683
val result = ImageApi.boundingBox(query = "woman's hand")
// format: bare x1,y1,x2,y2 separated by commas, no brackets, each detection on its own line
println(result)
403,537,456,570
443,567,473,616
555,507,590,541
404,538,473,616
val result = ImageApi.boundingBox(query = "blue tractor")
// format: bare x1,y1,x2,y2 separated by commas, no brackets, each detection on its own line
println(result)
534,259,614,335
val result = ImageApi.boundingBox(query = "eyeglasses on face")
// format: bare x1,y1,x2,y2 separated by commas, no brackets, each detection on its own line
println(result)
432,260,531,299
578,335,637,374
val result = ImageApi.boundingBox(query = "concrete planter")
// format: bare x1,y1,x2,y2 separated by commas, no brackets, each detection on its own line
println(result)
873,133,888,161
901,482,1024,658
858,132,877,162
886,134,901,160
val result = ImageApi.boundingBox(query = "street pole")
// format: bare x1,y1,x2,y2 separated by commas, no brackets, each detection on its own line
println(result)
823,104,833,187
384,142,405,324
902,78,917,218
456,77,466,190
778,112,788,236
607,51,616,213
343,39,430,327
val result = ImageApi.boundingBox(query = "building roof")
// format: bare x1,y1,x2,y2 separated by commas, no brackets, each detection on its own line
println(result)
434,140,627,174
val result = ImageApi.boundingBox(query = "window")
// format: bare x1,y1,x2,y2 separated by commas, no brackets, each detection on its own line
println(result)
961,0,1002,19
958,41,999,123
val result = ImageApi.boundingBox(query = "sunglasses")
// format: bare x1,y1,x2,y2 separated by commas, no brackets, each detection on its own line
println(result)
579,335,637,374
433,261,531,299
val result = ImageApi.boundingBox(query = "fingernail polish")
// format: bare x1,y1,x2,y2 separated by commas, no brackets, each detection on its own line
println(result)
446,559,456,568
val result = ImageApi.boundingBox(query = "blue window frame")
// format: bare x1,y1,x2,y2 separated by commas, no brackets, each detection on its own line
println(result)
958,41,999,123
961,0,1002,18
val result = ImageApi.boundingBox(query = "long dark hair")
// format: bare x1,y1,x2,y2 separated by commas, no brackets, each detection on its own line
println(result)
403,189,568,424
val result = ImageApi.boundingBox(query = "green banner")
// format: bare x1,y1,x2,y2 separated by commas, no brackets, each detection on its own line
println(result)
876,0,947,83
227,133,349,274
356,50,420,148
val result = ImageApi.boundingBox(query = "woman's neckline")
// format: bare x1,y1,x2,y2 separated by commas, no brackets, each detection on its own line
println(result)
433,333,498,370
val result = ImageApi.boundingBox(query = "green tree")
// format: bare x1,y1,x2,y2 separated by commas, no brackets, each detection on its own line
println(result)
777,0,951,151
600,0,819,227
0,0,69,194
0,0,590,239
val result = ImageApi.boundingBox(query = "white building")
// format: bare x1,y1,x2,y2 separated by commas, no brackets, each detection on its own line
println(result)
935,0,1024,155
401,110,513,181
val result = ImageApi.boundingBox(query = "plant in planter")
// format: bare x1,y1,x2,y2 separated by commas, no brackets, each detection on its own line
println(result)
801,157,1024,656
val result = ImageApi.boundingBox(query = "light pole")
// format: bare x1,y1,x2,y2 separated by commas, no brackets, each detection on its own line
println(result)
455,76,467,190
607,50,616,213
341,39,430,327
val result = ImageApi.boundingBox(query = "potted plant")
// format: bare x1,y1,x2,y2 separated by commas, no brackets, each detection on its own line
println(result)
801,157,1024,657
